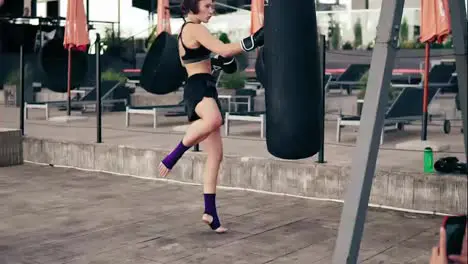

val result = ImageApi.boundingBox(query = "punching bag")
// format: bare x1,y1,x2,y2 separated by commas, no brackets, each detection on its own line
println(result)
264,0,322,160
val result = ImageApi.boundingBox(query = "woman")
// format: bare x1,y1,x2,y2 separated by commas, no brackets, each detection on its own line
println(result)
158,0,264,233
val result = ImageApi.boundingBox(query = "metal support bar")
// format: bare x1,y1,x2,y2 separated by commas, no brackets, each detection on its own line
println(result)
193,144,200,152
448,0,468,164
331,1,405,263
96,33,102,143
318,34,326,163
19,44,25,136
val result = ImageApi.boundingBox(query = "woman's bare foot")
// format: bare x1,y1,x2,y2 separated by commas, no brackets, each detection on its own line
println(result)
158,162,171,177
202,214,228,233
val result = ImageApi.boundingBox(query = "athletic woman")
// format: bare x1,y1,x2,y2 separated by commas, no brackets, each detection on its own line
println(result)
158,0,264,233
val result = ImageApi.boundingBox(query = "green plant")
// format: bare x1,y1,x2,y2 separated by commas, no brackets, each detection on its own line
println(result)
218,71,246,89
400,17,409,43
342,41,353,50
218,32,231,44
400,40,416,49
353,18,362,49
356,71,398,101
102,69,127,82
5,69,20,86
443,36,453,48
331,21,341,50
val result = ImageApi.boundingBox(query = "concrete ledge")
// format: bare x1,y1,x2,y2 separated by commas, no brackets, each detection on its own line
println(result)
22,137,467,215
395,140,450,152
0,128,23,167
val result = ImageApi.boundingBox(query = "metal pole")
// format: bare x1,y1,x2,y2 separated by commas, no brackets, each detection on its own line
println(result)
67,48,72,116
96,33,102,143
86,0,90,24
117,0,121,39
193,144,200,152
19,44,25,136
331,1,404,263
318,34,326,163
421,43,430,140
448,0,468,164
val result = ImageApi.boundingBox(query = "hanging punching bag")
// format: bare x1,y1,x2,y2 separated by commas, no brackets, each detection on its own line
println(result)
264,0,322,160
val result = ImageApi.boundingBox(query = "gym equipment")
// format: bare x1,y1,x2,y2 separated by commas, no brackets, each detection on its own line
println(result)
263,0,322,160
140,31,187,95
38,31,88,93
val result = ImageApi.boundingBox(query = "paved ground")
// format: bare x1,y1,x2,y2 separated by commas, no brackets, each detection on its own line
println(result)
0,163,443,264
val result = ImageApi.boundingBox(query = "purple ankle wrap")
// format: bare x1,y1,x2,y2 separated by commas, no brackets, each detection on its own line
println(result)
204,193,221,230
161,141,190,169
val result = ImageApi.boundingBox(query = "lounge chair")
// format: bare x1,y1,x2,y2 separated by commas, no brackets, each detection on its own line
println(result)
328,64,370,95
225,111,266,138
25,81,128,120
336,86,443,144
125,100,186,128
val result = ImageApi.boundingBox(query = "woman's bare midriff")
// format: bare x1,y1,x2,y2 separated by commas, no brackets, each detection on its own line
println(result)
184,59,212,77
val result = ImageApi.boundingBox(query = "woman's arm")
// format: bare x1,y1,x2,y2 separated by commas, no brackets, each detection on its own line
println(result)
192,24,243,57
193,24,264,57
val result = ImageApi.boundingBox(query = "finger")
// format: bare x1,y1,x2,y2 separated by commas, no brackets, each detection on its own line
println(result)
461,226,468,256
431,246,439,263
439,227,447,256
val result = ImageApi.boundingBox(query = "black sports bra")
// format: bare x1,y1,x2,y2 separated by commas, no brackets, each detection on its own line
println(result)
178,22,211,64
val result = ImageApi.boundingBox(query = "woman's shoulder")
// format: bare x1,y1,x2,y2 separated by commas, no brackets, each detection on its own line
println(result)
184,22,209,33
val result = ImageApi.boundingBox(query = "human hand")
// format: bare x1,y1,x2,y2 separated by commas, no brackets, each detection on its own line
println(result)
430,227,449,264
448,226,468,264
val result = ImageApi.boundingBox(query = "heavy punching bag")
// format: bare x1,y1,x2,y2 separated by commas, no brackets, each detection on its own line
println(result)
264,0,322,160
38,30,88,93
140,32,187,95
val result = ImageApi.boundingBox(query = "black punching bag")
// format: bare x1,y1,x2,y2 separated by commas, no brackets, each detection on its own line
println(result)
264,0,322,160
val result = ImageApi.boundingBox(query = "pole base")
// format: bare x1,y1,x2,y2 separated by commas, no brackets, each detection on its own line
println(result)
395,140,450,152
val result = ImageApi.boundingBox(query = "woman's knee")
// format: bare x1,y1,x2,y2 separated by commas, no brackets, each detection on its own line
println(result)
195,98,223,131
206,115,223,131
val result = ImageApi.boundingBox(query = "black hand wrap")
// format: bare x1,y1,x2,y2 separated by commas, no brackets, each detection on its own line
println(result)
211,55,237,74
240,27,265,52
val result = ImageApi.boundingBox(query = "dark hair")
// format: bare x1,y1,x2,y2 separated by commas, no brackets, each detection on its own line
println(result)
180,0,200,16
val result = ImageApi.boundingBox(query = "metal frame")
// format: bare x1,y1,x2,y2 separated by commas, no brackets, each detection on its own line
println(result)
125,105,185,128
331,0,467,263
224,112,266,139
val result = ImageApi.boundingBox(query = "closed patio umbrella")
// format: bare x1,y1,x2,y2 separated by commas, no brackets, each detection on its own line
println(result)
157,0,172,35
250,0,264,34
419,0,451,140
64,0,89,115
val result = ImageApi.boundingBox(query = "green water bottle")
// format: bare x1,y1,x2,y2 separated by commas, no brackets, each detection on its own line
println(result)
424,147,434,173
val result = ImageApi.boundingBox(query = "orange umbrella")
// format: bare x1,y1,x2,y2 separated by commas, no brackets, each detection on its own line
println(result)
419,0,452,140
63,0,89,114
250,0,264,34
250,0,264,70
157,0,172,35
420,0,451,43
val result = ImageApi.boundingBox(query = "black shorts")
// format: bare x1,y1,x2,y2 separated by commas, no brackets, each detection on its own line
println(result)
183,73,223,122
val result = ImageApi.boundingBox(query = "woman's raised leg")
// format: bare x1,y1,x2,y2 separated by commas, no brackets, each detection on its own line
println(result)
159,97,223,177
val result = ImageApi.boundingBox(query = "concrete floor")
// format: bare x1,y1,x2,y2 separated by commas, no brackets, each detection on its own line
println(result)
0,163,443,264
